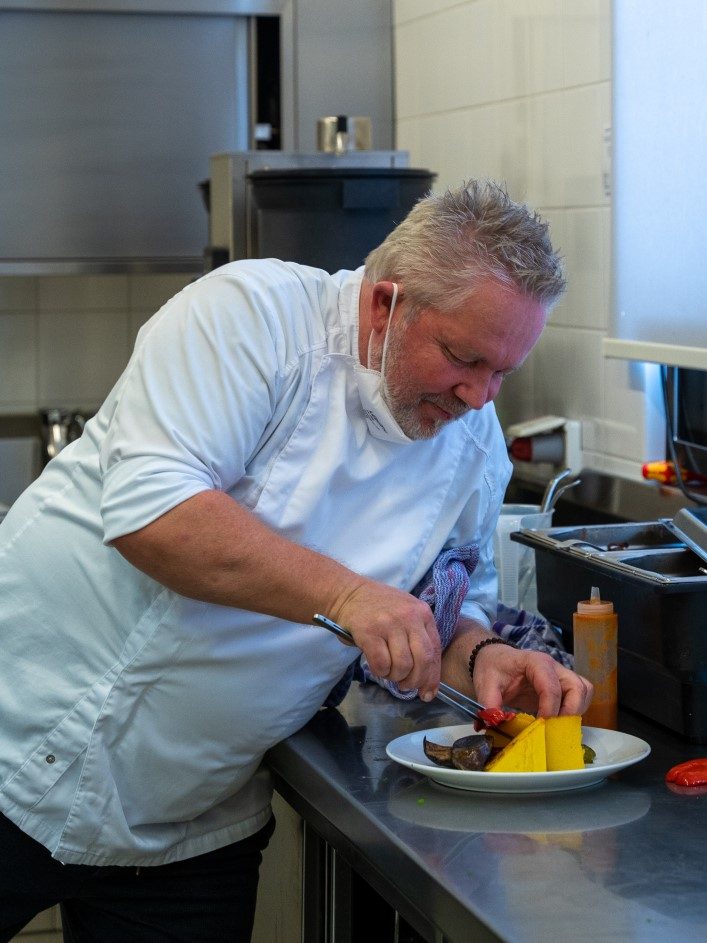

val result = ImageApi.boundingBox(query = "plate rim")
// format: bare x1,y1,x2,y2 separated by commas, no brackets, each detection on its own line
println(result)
385,723,650,793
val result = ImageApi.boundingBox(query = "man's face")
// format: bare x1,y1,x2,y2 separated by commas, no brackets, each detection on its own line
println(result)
375,278,548,440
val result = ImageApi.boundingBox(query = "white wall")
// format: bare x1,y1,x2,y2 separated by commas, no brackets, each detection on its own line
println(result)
0,2,668,483
0,0,397,425
0,274,193,417
393,0,664,480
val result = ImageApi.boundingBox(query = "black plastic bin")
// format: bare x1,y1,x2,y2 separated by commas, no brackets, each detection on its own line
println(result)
247,167,435,272
512,521,707,742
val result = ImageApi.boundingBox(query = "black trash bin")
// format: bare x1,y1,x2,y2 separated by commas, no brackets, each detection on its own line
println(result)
246,167,436,272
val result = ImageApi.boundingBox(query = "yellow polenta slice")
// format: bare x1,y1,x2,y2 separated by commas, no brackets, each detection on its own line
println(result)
485,717,546,772
486,711,535,750
545,715,584,771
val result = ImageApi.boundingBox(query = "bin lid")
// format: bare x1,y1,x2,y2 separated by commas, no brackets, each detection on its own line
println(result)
666,506,707,565
247,167,435,182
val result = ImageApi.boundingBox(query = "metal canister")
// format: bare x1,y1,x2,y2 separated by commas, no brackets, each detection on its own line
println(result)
316,115,372,154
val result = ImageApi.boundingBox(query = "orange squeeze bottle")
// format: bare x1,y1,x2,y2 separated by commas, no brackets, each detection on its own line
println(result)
572,586,618,729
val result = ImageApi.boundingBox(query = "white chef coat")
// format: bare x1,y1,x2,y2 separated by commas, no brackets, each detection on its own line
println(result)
0,260,511,865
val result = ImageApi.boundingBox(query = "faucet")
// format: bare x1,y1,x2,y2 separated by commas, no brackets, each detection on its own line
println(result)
40,408,86,464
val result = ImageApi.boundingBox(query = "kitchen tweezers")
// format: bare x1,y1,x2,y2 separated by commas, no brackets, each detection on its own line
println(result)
312,612,498,727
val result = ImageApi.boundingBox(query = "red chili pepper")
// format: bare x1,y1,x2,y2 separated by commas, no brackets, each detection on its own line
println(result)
665,758,707,788
477,707,516,728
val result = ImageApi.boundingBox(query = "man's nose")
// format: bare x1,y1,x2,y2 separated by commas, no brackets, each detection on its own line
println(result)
453,372,498,409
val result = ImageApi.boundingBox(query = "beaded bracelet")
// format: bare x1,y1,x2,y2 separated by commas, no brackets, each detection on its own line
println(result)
468,637,517,681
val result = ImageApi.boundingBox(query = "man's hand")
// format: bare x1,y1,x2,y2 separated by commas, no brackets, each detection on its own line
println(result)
441,619,593,717
471,642,593,717
332,583,441,702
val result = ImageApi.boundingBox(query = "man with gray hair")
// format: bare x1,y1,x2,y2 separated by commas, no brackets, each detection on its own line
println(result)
0,179,591,941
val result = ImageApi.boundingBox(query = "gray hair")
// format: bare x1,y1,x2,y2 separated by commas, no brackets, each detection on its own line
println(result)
364,179,566,316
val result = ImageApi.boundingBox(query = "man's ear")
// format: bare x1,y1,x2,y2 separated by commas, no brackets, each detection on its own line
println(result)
370,282,398,332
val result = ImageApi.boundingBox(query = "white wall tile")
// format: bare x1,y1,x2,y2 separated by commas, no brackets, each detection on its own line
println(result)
397,114,449,189
396,3,501,118
0,312,37,412
0,277,37,312
0,274,196,421
393,0,465,27
523,0,610,94
488,100,531,197
494,347,539,430
531,324,605,419
591,416,644,461
601,357,665,461
128,309,157,347
393,4,663,475
540,208,567,327
416,112,486,194
396,118,424,165
490,0,532,101
581,450,646,482
0,437,41,506
561,0,611,87
397,101,530,197
394,20,426,120
525,0,565,95
545,206,610,330
476,0,525,105
526,82,611,207
38,310,130,409
38,275,129,312
127,274,193,313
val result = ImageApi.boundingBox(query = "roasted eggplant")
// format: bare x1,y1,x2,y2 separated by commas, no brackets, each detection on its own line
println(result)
423,736,453,767
451,734,493,770
423,734,493,771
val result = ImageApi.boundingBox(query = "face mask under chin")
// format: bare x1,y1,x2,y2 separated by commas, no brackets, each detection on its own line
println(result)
358,284,441,442
355,283,415,444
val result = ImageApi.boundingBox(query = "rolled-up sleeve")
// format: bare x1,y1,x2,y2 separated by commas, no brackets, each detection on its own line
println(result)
458,538,497,628
99,275,285,543
451,407,513,628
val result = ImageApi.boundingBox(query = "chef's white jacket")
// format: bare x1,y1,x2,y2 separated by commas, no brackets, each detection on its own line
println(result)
0,260,511,864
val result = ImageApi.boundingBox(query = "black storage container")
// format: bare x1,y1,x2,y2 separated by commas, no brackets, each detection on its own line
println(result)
513,516,707,742
247,167,435,272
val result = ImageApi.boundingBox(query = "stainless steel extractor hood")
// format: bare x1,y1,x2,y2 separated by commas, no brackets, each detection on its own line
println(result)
0,3,281,274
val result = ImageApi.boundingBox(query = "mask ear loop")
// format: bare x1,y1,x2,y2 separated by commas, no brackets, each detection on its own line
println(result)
366,282,399,371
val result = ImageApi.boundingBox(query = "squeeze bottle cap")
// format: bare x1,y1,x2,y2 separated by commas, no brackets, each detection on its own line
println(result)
577,586,614,615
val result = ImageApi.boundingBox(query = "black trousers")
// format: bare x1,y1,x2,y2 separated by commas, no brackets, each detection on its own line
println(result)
0,812,275,943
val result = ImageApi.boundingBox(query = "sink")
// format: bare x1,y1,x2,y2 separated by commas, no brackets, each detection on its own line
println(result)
504,468,692,527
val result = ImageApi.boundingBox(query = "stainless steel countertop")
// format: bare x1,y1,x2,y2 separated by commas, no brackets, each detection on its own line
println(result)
267,683,707,942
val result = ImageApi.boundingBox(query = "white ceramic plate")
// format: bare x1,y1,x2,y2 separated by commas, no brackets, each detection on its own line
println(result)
386,724,651,794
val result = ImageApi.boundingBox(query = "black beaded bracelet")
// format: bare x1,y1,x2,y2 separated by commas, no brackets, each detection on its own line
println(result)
468,637,517,681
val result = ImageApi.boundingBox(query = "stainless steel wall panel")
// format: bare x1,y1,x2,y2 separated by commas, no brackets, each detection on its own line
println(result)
0,9,250,262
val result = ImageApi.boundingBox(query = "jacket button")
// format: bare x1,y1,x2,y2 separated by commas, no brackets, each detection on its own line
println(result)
45,754,56,764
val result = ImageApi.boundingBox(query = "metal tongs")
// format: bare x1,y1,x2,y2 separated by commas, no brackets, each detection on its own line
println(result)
312,613,510,734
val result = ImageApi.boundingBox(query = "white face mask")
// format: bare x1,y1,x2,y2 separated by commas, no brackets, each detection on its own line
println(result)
354,283,414,444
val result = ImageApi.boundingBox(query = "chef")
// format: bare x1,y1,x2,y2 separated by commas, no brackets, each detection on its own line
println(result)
0,179,592,941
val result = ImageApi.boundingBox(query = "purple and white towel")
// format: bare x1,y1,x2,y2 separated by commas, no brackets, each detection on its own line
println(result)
323,544,572,708
358,544,478,701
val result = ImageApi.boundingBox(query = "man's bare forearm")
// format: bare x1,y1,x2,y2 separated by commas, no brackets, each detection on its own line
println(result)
113,489,451,699
111,489,368,625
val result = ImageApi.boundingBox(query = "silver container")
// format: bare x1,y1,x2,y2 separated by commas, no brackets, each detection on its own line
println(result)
317,116,372,154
